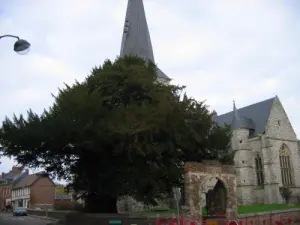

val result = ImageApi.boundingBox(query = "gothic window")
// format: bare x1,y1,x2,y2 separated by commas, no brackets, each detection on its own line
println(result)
255,154,264,187
280,144,293,186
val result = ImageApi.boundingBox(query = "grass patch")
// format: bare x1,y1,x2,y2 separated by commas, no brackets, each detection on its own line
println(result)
238,204,300,214
141,204,300,215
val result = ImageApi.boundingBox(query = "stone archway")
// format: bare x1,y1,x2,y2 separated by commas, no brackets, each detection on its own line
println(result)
183,160,237,220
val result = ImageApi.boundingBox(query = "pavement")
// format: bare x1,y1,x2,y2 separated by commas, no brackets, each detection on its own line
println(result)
0,213,51,225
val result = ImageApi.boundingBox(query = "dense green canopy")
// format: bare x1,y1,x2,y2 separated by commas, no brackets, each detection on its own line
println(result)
0,56,233,212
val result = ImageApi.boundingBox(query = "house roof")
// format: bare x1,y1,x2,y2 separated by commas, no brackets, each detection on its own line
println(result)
120,0,170,81
56,194,71,200
0,166,23,179
13,174,39,189
0,166,24,185
215,97,276,135
13,172,49,189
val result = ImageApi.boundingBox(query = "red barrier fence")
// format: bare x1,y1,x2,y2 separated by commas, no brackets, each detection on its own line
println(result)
26,208,300,225
238,210,300,225
155,209,300,225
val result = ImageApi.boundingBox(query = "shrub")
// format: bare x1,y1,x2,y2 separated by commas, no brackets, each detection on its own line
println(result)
280,187,292,204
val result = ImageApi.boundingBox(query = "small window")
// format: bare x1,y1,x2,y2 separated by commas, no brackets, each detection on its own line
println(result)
278,120,281,126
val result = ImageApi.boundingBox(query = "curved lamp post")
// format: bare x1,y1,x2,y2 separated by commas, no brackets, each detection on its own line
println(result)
0,35,31,55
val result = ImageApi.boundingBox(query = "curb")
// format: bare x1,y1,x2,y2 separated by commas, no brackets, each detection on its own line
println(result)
28,214,58,221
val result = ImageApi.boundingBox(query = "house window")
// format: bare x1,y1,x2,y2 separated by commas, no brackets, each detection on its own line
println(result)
255,154,264,187
280,144,293,186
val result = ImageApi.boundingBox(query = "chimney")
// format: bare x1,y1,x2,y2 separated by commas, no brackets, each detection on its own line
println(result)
12,166,21,174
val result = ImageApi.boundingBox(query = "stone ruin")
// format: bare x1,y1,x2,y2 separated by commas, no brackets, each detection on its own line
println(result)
183,160,237,221
118,160,237,220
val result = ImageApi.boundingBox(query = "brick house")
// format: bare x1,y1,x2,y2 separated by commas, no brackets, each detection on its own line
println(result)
0,183,12,210
0,166,26,209
11,172,56,209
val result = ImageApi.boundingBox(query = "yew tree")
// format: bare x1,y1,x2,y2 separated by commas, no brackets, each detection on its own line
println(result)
0,56,232,213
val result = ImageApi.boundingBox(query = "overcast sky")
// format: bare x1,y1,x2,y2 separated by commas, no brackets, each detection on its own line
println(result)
1,0,300,175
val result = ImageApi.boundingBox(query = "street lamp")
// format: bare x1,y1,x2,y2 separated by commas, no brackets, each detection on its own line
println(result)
0,35,31,55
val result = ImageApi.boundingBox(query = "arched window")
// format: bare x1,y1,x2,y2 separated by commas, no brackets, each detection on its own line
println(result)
255,154,264,186
280,144,293,186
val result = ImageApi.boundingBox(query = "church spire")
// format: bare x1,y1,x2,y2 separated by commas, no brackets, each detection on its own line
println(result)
120,0,154,61
120,0,170,81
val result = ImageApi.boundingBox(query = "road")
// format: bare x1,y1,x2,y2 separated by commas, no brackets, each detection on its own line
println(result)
0,213,51,225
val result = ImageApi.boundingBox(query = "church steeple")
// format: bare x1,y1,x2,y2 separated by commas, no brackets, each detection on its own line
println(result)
120,0,170,81
120,0,153,61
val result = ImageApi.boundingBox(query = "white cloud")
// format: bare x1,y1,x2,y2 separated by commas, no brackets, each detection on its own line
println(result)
1,0,300,174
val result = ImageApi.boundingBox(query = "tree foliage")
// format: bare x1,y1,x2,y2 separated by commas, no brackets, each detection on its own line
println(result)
0,56,233,212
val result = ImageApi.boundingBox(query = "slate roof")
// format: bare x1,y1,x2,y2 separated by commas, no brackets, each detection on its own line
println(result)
13,172,49,189
120,0,170,81
13,174,39,188
12,170,29,187
56,194,71,200
215,97,276,135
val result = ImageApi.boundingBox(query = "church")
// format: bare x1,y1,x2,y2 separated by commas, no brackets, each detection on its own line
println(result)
217,98,300,204
119,0,300,206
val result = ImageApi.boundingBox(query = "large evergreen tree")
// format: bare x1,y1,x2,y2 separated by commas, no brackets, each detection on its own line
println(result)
0,56,232,213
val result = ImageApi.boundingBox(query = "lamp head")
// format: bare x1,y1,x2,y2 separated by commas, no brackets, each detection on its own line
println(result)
14,39,31,55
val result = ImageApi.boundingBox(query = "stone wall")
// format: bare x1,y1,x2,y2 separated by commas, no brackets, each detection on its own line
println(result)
265,96,300,193
117,196,145,213
26,208,74,220
117,196,171,213
265,97,297,140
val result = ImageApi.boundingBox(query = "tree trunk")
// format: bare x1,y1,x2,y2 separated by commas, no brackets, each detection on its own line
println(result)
84,193,117,213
